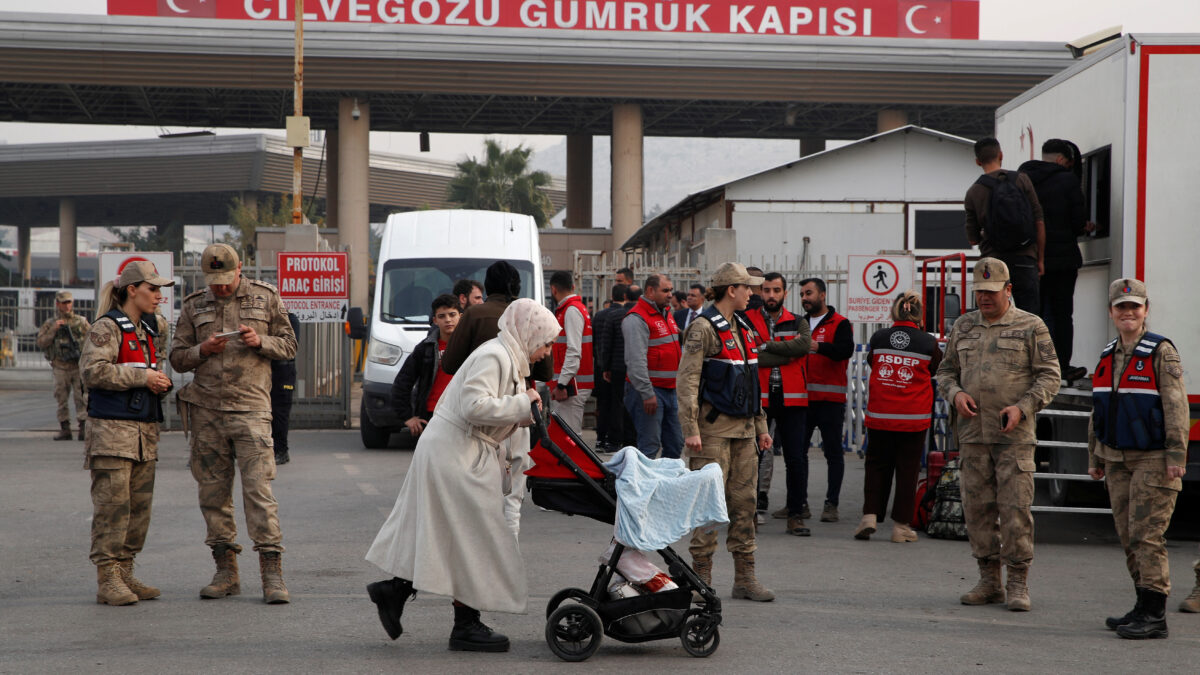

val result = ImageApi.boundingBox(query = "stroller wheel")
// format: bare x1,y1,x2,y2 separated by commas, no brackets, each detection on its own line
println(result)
680,615,720,658
545,603,603,662
545,587,592,618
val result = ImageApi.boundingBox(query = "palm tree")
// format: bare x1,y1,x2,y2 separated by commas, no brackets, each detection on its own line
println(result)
447,139,555,227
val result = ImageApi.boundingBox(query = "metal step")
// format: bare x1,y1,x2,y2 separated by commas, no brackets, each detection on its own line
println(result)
1034,472,1097,482
1036,439,1089,449
1037,408,1091,418
1031,505,1112,514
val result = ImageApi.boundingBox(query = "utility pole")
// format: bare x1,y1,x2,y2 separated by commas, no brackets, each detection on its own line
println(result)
288,0,308,225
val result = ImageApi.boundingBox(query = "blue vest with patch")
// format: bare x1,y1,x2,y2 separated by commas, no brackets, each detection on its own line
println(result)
1091,332,1168,450
699,305,761,419
87,309,164,423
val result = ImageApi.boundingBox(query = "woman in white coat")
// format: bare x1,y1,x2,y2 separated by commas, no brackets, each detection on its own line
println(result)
365,298,559,653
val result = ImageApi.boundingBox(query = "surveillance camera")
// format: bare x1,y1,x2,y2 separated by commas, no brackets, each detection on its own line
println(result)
1066,26,1122,59
351,99,361,120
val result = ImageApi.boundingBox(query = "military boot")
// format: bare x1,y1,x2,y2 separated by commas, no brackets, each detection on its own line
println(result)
96,562,138,606
117,559,160,600
77,420,86,441
367,577,417,640
1178,568,1200,613
449,603,510,652
54,421,72,441
259,551,290,604
960,559,1005,605
1107,586,1144,630
200,545,241,599
691,554,713,602
731,552,775,602
1006,566,1031,612
1117,589,1169,640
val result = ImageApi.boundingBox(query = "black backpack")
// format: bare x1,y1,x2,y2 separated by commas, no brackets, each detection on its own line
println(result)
975,171,1035,252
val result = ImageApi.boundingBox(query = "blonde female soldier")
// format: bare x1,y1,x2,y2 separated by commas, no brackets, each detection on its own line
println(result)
1089,278,1188,639
81,262,174,605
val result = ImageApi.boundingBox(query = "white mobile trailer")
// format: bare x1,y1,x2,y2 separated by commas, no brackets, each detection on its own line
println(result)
353,209,545,448
995,34,1200,494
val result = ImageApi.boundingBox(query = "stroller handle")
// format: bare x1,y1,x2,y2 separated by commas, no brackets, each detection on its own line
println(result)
531,400,549,443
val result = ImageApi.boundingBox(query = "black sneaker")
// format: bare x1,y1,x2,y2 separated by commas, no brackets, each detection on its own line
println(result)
275,451,290,466
1064,366,1089,385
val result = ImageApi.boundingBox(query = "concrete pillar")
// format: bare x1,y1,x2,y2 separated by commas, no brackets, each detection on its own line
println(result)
325,130,339,229
800,137,826,157
338,98,370,311
240,191,259,216
17,224,31,283
611,104,644,249
565,134,593,229
876,109,909,134
59,198,77,284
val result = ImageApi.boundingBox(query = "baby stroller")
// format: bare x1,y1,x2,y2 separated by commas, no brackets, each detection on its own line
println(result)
526,403,722,662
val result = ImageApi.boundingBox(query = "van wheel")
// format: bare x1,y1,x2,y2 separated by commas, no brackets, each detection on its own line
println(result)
360,400,392,449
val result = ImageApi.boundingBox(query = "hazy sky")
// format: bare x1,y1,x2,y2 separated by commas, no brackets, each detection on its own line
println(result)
1,0,1198,161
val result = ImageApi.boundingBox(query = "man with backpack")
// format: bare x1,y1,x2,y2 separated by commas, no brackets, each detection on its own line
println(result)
964,137,1046,314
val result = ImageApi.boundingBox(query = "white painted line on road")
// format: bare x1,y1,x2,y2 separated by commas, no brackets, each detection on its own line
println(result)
334,452,351,459
358,482,379,495
343,464,361,476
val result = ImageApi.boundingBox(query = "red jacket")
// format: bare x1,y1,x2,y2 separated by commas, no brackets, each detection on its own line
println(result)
865,321,940,432
552,295,593,394
626,298,682,389
807,308,852,403
745,307,808,408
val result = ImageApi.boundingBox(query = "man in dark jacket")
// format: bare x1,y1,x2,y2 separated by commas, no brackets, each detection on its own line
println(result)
599,288,638,448
1019,139,1092,384
591,284,631,451
270,311,302,465
391,294,460,447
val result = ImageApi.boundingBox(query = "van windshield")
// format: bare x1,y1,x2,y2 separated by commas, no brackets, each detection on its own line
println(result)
379,258,537,323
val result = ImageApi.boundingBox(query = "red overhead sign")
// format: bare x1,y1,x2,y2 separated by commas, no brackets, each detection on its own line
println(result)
108,0,979,39
277,252,349,323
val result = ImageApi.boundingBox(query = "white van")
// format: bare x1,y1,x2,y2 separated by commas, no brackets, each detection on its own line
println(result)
355,209,545,448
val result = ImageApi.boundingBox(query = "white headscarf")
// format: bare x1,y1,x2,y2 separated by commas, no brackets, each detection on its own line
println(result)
497,298,560,378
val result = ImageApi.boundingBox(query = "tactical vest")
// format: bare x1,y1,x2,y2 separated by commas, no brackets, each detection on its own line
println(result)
746,306,808,408
45,315,85,363
625,297,682,389
552,294,594,393
699,305,761,418
865,321,937,432
1092,333,1169,450
87,309,163,423
807,310,850,403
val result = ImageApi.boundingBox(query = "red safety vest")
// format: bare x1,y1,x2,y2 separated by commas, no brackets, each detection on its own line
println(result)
625,297,682,389
745,307,808,408
807,310,849,403
865,322,935,432
552,294,594,393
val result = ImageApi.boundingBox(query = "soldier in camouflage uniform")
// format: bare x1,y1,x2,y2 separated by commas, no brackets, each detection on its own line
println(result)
36,290,90,440
81,262,175,606
677,262,774,602
170,244,297,605
936,258,1060,612
1088,279,1188,639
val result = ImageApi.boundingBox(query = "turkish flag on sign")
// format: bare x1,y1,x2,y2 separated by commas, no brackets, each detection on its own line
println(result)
157,0,217,18
897,1,954,39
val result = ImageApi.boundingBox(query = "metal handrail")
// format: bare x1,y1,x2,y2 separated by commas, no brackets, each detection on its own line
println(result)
920,252,967,336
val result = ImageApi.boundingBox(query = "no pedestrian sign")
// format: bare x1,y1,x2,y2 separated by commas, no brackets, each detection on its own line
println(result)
846,255,914,324
277,252,348,323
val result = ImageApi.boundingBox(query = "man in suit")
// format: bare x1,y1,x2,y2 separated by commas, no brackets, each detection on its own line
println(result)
591,284,631,451
674,283,706,341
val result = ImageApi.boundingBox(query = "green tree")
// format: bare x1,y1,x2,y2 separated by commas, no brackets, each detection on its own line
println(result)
226,194,295,264
447,139,555,227
105,225,173,251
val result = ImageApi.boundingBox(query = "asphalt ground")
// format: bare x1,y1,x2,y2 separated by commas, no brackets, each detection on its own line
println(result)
4,384,1200,673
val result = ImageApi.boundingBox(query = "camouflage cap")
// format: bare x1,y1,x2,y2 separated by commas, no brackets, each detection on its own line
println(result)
118,260,174,288
201,243,240,285
711,262,765,287
55,290,73,302
973,257,1010,292
1109,278,1147,306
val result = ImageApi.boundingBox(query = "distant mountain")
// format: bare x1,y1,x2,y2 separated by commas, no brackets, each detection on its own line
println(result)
531,136,807,229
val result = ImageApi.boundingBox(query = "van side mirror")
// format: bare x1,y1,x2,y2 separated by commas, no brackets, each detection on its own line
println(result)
345,306,369,340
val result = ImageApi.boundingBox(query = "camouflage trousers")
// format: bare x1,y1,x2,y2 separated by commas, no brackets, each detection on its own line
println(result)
1102,455,1181,594
88,455,155,565
53,362,87,425
187,406,283,554
687,434,759,558
959,443,1036,570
